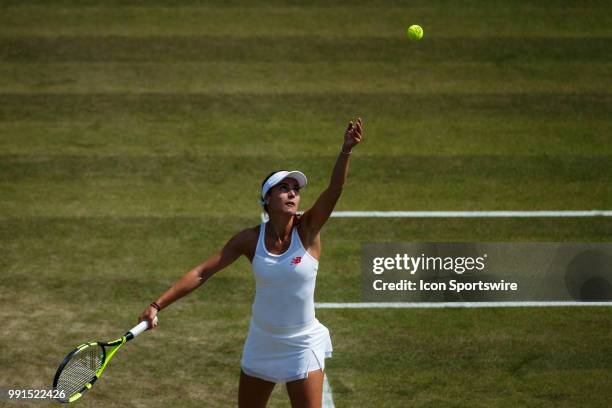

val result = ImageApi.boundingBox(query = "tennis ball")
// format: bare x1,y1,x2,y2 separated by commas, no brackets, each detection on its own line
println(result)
407,24,424,40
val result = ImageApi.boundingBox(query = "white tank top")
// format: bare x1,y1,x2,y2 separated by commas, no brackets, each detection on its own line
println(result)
251,221,319,328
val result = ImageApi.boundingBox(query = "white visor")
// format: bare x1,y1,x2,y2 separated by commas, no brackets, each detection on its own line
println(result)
260,170,307,204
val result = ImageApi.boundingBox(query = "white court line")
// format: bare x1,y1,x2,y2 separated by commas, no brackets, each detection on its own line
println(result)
322,373,335,408
316,301,612,308
331,210,612,218
261,210,612,222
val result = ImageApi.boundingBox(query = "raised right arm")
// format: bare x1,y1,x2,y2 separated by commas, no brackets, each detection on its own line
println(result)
138,228,252,328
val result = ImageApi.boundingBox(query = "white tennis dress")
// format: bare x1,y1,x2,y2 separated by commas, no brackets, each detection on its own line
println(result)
240,221,332,383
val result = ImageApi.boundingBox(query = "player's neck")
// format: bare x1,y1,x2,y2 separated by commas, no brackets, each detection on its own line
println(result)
267,214,295,242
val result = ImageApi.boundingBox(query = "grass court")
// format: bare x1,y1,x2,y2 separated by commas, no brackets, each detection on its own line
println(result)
1,1,611,406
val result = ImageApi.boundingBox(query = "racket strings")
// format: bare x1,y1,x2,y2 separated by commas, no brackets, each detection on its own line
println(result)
56,344,104,397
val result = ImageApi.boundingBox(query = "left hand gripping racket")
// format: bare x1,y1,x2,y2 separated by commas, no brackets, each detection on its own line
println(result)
52,316,158,403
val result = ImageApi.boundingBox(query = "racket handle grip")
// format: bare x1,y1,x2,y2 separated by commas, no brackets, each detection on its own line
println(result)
127,316,158,339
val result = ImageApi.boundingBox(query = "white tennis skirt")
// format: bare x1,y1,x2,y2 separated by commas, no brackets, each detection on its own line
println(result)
240,316,333,384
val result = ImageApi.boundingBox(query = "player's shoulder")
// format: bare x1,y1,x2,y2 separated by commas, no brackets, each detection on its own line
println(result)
224,226,259,257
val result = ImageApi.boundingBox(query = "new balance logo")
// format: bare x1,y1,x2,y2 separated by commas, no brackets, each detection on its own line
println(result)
291,256,302,265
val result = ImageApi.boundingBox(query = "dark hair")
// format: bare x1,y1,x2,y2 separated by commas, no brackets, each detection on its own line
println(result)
261,170,283,214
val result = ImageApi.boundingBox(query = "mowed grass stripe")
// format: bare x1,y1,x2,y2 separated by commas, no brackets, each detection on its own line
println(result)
1,154,611,217
1,36,611,63
2,217,611,242
1,118,611,157
2,154,610,184
1,0,610,7
1,93,611,121
1,5,611,38
2,179,610,217
1,62,611,94
3,217,612,306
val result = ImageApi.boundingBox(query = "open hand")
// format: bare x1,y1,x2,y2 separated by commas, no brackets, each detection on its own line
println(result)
343,117,363,152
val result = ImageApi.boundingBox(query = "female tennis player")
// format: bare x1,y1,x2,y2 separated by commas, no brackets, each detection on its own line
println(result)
138,118,363,407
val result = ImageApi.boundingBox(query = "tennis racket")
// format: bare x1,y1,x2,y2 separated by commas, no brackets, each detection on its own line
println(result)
52,316,158,403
